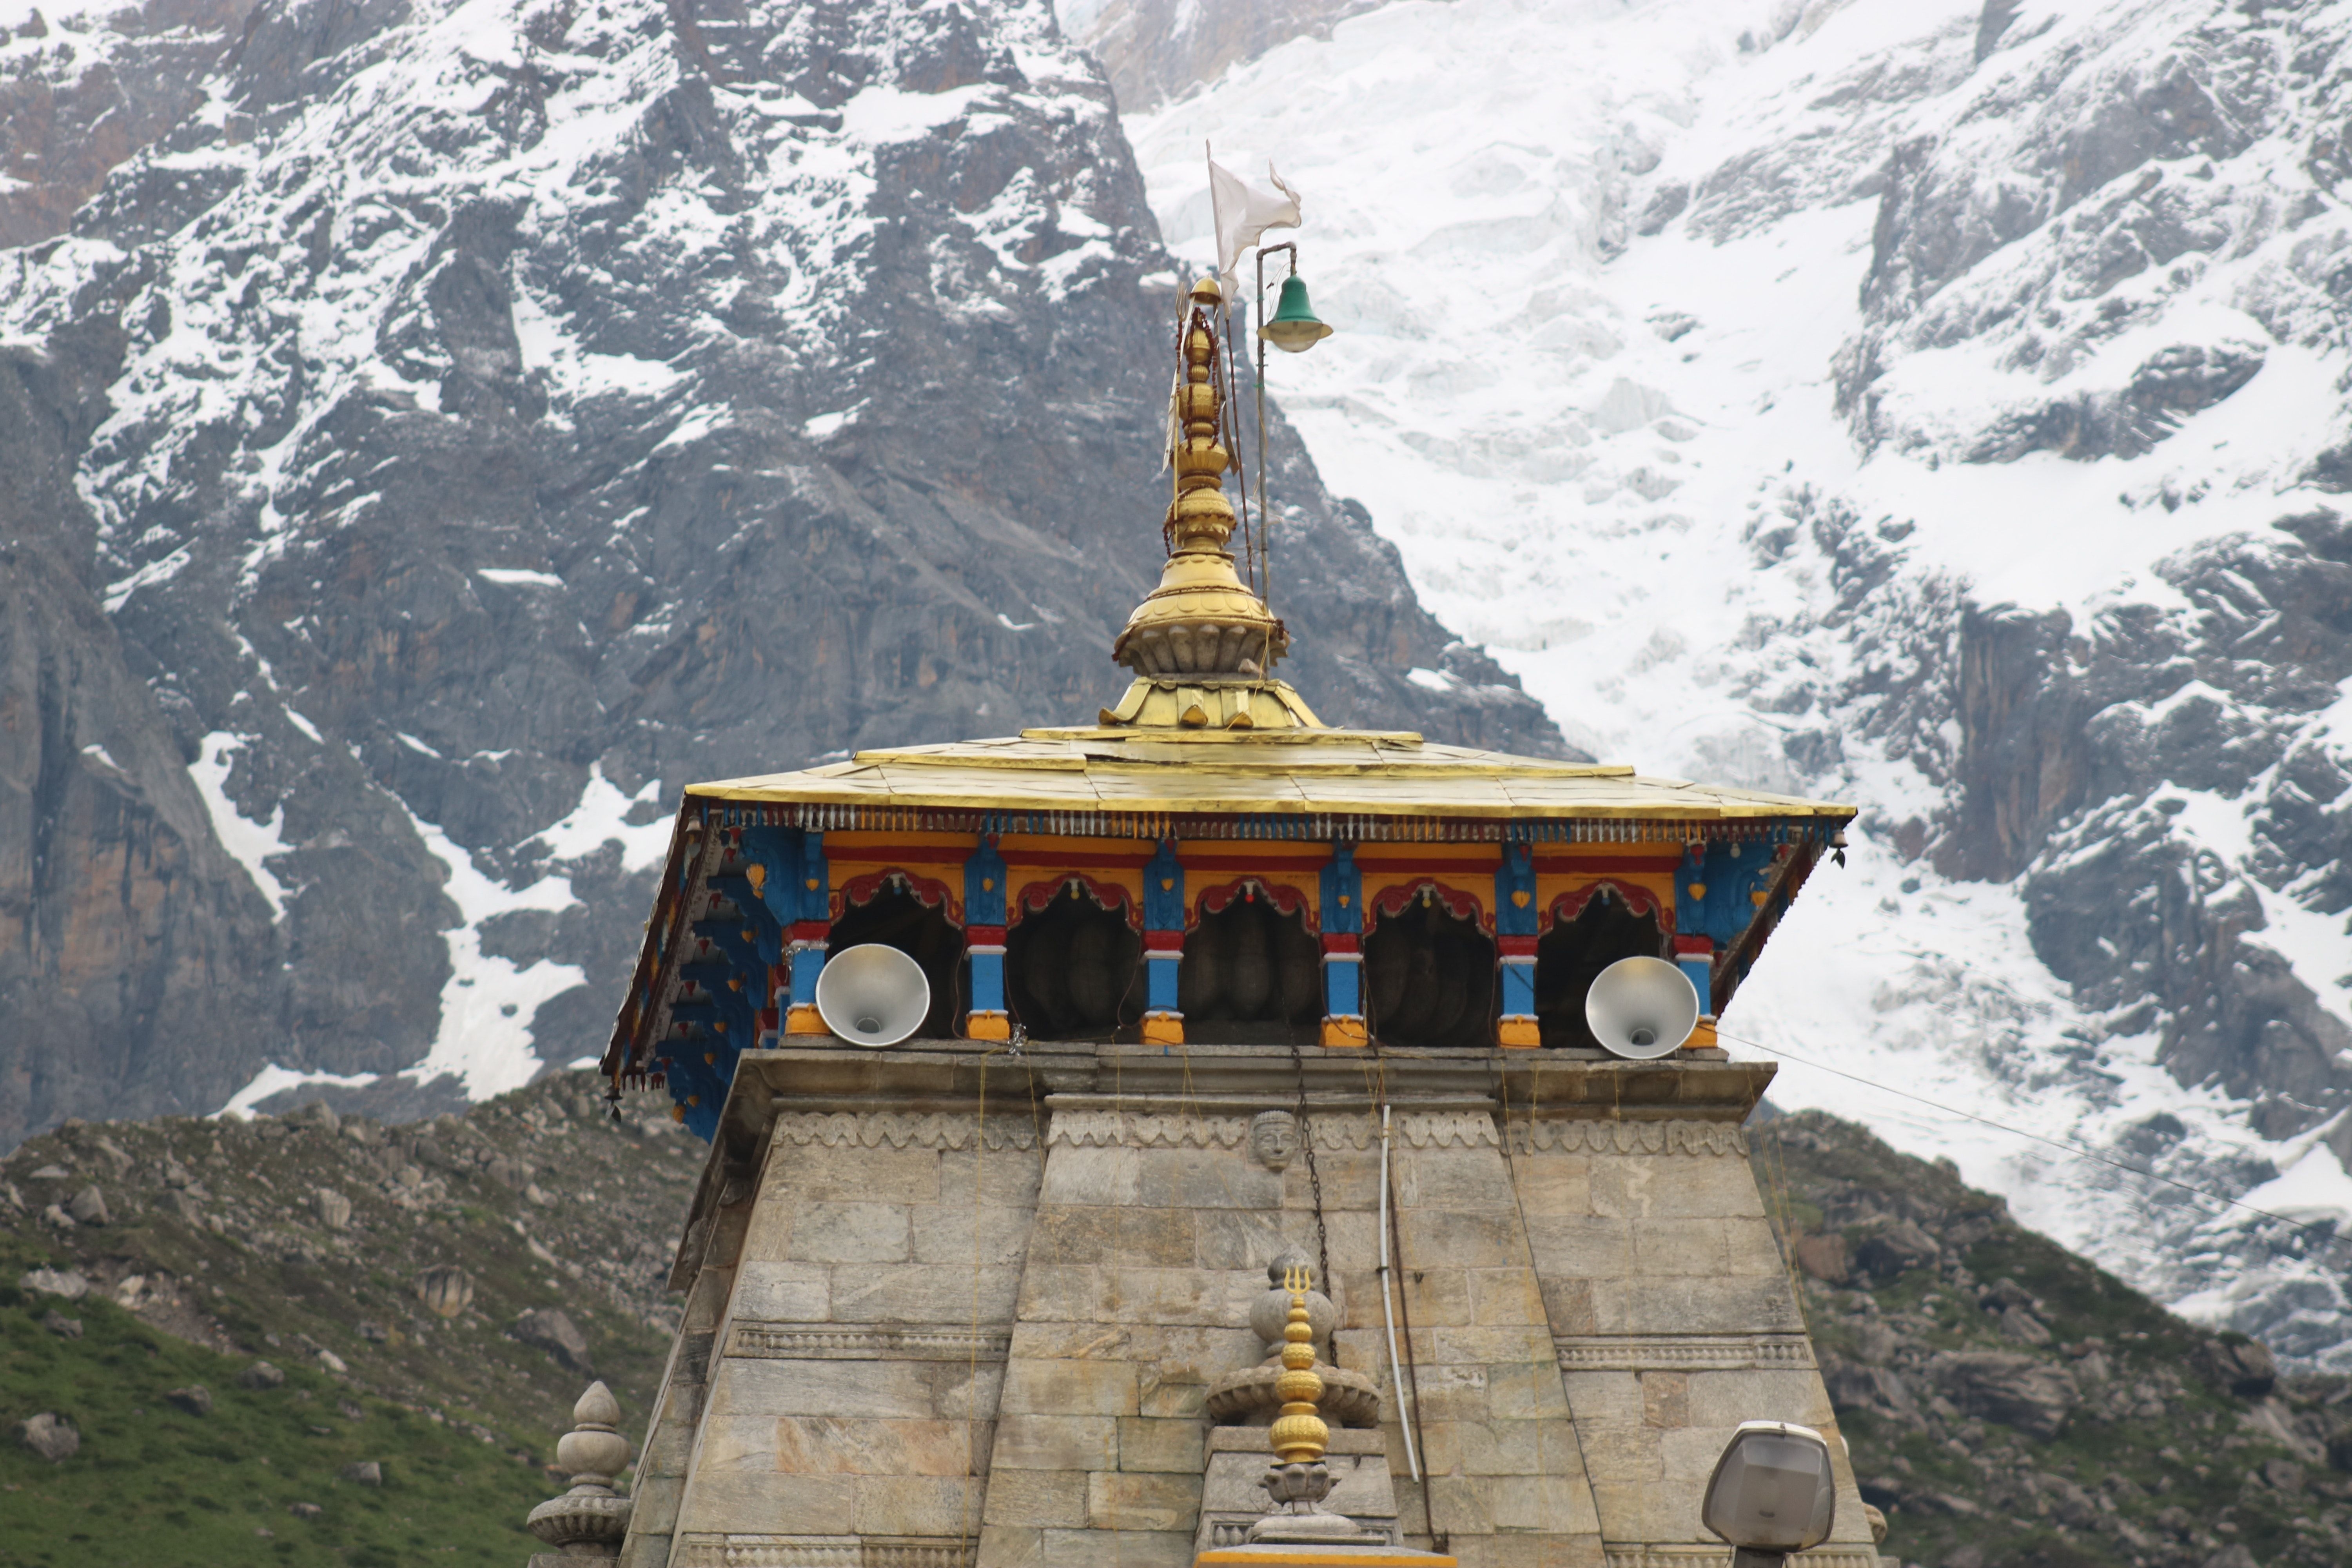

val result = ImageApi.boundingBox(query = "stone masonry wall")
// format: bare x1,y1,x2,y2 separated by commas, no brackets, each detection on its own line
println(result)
615,1052,1879,1568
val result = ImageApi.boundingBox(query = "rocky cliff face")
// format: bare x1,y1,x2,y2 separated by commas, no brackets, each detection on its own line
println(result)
0,0,1557,1148
1103,0,2352,1364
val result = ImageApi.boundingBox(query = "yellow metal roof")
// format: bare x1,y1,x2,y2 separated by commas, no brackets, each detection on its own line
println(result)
687,726,1853,823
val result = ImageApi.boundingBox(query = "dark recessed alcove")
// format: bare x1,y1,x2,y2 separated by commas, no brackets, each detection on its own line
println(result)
1005,885,1142,1040
827,882,964,1039
1535,889,1665,1048
1365,893,1495,1050
1178,889,1321,1044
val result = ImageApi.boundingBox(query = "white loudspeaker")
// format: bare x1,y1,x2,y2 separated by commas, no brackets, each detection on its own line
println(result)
1585,955,1700,1060
815,944,932,1047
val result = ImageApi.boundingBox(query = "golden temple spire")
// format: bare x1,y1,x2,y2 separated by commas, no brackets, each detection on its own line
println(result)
1267,1264,1329,1465
1100,277,1324,732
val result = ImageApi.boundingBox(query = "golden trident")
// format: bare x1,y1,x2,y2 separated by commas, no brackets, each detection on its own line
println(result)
1266,1263,1329,1466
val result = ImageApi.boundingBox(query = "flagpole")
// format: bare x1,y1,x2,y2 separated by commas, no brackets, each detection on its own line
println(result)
1255,242,1296,682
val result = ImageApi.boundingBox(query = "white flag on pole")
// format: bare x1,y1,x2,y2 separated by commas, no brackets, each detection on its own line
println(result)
1208,149,1303,285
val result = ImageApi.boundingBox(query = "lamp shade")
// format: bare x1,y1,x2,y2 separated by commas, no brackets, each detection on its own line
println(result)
1259,274,1334,353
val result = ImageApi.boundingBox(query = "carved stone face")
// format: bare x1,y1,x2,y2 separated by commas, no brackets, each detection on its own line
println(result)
1250,1110,1298,1171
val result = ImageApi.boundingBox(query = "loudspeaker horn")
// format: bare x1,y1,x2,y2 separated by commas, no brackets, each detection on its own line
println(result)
1584,955,1700,1060
815,943,931,1048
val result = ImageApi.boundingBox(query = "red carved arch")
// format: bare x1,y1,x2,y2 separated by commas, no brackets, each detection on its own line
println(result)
833,867,964,927
1546,878,1671,933
1191,877,1314,933
1367,878,1488,933
1012,872,1138,928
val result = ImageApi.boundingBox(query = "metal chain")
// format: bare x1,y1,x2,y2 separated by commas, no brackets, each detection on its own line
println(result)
1288,1036,1332,1339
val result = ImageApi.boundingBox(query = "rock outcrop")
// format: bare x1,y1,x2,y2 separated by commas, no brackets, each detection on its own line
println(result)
0,0,1557,1146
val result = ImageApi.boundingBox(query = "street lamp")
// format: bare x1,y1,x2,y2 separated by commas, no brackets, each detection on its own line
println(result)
1248,241,1332,662
1701,1421,1838,1568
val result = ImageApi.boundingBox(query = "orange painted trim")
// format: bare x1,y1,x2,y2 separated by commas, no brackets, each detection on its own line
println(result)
820,831,981,855
1533,872,1676,933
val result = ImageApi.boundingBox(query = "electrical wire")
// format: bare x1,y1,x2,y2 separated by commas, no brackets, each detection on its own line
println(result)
1715,1025,2352,1263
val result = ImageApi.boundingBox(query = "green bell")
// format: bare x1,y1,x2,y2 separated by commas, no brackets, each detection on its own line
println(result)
1259,273,1334,354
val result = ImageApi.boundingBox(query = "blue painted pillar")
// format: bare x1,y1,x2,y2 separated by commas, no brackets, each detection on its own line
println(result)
1142,838,1184,1044
1495,840,1539,1047
964,836,1010,1040
786,830,830,1034
1318,844,1366,1046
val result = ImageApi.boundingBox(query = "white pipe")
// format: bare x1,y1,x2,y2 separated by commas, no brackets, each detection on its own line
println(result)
1378,1104,1422,1482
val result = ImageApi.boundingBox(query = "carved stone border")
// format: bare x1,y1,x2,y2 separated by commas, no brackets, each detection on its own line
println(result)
1605,1546,1874,1568
1508,1120,1748,1157
1556,1333,1816,1372
727,1323,1013,1363
1048,1110,1493,1151
771,1113,1038,1152
674,1536,977,1568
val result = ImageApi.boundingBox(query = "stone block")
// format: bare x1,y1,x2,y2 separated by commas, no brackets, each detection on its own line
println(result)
675,1470,858,1535
1190,1208,1288,1270
1396,1267,1472,1327
1723,1215,1795,1275
977,1524,1044,1568
1117,1416,1204,1472
775,1143,942,1204
1519,1214,1633,1277
1136,1149,1281,1210
1588,1154,1766,1220
628,1472,683,1535
1539,1276,1598,1335
990,1414,1117,1471
1682,1367,1831,1426
1490,1472,1596,1533
1629,1218,1732,1277
856,1473,984,1536
1016,1265,1111,1321
1039,1144,1139,1207
831,1263,1023,1324
1641,1370,1690,1430
789,1201,913,1263
1414,1419,1463,1477
1087,1470,1201,1533
1486,1360,1571,1420
1102,1266,1249,1327
1397,1210,1521,1269
1040,1528,1191,1568
983,1468,1091,1528
729,1260,829,1321
1138,1378,1207,1420
1508,1154,1592,1217
1455,1418,1579,1477
1468,1267,1546,1327
641,1411,697,1479
775,1416,976,1476
1408,1363,1490,1423
1027,1207,1119,1265
1557,1371,1644,1432
1424,1325,1552,1365
1425,1474,1494,1535
618,1531,674,1568
1000,1356,1139,1416
1584,1276,1801,1335
1660,1422,1733,1487
710,1357,978,1421
930,1146,1045,1210
1112,1207,1201,1267
1392,1149,1516,1212
911,1201,1036,1267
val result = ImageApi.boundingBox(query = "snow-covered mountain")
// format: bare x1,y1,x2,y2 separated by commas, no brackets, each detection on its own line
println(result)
1092,0,2352,1362
0,0,1553,1146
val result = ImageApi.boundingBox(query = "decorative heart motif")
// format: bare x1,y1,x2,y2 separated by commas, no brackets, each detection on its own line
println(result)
1511,890,1530,908
1161,877,1175,891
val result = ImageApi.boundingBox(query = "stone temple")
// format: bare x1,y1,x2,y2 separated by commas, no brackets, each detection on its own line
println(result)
586,277,1875,1568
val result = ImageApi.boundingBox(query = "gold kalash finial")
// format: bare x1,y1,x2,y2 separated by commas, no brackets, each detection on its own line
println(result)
1243,1262,1369,1545
1101,276,1324,732
1267,1262,1330,1464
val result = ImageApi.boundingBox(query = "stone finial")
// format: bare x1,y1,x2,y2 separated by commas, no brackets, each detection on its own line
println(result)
525,1381,633,1563
1245,1266,1367,1544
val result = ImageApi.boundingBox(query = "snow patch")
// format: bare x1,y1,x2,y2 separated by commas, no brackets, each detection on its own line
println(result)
214,1064,382,1120
397,809,584,1101
187,733,290,920
531,764,670,874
